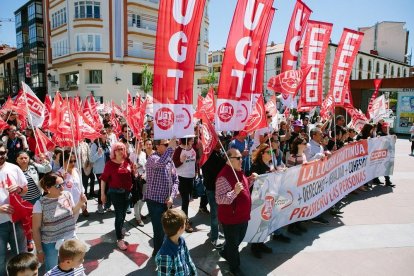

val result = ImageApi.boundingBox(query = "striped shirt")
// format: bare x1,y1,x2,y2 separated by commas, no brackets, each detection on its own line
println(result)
33,191,76,243
44,264,86,276
22,166,42,202
144,148,179,204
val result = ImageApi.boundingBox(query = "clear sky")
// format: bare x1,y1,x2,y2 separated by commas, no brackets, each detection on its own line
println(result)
1,0,413,63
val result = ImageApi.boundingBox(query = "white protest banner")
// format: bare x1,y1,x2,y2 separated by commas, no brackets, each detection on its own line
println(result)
370,95,387,123
244,136,395,243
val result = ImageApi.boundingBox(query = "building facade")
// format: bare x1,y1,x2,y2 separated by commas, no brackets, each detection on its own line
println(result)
14,0,47,100
0,50,18,101
45,0,210,104
358,21,410,64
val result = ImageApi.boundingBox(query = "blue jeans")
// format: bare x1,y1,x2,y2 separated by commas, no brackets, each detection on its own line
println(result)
206,190,219,241
42,241,58,272
108,189,129,240
147,199,167,254
0,221,26,275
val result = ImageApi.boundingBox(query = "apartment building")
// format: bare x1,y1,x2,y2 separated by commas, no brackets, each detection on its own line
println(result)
14,0,47,100
0,50,18,101
45,0,210,104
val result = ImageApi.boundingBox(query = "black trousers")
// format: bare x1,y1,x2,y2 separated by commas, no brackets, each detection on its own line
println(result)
222,222,248,273
82,169,95,195
178,176,194,217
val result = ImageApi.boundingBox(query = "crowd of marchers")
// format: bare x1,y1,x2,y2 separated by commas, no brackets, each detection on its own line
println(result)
0,108,402,276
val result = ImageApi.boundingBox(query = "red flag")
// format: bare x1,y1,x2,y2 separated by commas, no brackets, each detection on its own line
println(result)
215,0,274,131
49,92,63,133
35,128,55,156
0,117,9,131
127,99,148,139
267,66,312,96
297,101,311,112
284,107,291,119
346,107,369,132
265,95,277,117
343,85,354,109
320,94,334,120
7,173,33,238
2,96,14,111
88,95,103,131
329,28,364,106
42,95,52,130
366,79,383,119
111,101,121,137
242,95,267,134
152,0,207,139
22,82,45,128
9,193,33,237
199,112,218,167
300,20,333,107
194,87,215,121
54,99,74,147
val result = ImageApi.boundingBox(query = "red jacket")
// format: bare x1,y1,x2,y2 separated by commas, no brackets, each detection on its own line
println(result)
217,164,251,225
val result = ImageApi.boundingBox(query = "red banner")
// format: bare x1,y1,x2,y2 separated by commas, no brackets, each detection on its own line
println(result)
216,0,274,131
265,95,277,116
329,28,364,106
152,0,206,139
280,0,311,107
42,95,52,131
346,107,369,132
343,84,354,109
299,20,333,107
366,78,382,119
253,7,275,95
320,93,334,120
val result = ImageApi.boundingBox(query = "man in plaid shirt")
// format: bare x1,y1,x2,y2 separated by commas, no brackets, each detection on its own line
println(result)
145,138,179,257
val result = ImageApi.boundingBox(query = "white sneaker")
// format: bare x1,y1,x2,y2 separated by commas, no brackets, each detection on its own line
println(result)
211,239,224,249
97,204,104,214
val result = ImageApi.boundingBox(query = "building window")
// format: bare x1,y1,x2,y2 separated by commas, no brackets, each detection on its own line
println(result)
128,13,157,31
89,70,102,84
383,64,387,78
74,1,101,19
36,3,43,19
76,34,101,52
29,24,44,44
376,62,380,75
51,7,67,29
358,71,362,79
15,13,21,28
16,32,23,48
31,73,45,88
358,58,363,70
275,56,281,68
52,39,69,58
212,55,218,62
397,67,400,77
368,60,372,72
390,65,394,77
132,73,142,86
404,68,407,77
204,27,208,42
28,3,35,20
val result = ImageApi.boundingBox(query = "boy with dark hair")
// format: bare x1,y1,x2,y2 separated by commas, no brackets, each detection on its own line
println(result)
44,239,87,276
155,209,197,276
7,253,39,276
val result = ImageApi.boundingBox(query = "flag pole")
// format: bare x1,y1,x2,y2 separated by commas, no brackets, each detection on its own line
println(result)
12,222,19,254
202,110,240,183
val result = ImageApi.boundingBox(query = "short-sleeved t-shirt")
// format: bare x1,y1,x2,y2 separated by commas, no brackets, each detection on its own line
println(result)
100,160,133,191
0,162,28,224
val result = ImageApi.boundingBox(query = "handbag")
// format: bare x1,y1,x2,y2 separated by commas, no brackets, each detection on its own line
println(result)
192,176,206,198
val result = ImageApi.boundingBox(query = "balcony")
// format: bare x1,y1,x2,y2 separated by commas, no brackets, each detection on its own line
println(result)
127,47,154,60
128,22,157,37
132,0,160,9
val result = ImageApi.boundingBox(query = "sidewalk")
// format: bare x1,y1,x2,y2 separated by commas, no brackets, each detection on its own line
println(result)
75,138,414,276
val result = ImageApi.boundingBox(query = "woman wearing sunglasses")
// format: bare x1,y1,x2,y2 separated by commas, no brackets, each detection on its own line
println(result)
58,150,86,220
32,173,87,271
249,144,275,258
100,142,135,251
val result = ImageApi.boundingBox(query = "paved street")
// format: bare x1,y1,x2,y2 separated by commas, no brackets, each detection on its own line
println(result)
70,137,413,276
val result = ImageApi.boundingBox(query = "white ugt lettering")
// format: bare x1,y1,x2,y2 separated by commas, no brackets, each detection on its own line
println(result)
172,0,195,25
231,69,246,98
244,0,264,30
235,37,252,65
169,31,188,63
167,69,184,101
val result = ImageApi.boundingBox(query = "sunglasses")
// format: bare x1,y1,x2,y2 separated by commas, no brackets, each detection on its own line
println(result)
230,156,242,160
115,148,124,151
69,159,76,163
54,183,63,189
0,151,7,156
163,143,169,147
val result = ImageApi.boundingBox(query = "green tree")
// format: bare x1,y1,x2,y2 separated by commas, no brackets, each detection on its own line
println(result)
201,71,217,97
141,64,153,94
